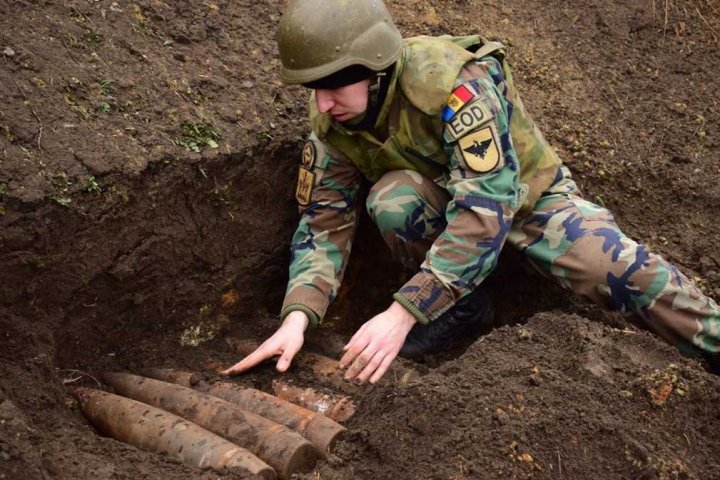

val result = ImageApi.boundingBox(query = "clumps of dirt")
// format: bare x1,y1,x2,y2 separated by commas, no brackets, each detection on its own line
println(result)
644,363,690,406
306,313,720,480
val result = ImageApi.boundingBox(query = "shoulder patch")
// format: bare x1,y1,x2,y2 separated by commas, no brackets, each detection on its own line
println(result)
301,140,316,169
296,167,315,206
444,99,493,141
442,83,478,122
458,126,503,174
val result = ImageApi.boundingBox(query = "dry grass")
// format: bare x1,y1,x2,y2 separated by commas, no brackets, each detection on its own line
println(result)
652,0,719,41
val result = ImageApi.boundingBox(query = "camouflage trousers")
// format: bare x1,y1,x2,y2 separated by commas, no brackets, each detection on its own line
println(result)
366,168,720,356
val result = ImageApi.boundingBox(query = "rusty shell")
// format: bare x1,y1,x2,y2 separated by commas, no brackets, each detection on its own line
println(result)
136,367,197,386
138,368,346,456
270,379,356,423
102,372,317,480
69,387,274,480
204,381,346,456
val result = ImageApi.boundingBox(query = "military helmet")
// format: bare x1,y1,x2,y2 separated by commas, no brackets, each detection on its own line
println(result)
278,0,403,85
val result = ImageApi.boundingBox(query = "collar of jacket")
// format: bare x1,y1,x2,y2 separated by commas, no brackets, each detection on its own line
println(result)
310,36,488,138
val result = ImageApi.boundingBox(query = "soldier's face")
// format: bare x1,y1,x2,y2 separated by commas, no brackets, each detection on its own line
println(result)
315,79,370,123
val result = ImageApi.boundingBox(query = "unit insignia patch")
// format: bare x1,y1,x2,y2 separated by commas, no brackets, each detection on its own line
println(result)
458,126,503,174
296,167,315,205
301,141,316,169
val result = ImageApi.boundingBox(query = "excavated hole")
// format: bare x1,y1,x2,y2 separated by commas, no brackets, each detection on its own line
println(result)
43,142,566,384
0,141,686,480
2,136,598,405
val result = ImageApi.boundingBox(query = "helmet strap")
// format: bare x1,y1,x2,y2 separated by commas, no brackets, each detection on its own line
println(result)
343,64,394,132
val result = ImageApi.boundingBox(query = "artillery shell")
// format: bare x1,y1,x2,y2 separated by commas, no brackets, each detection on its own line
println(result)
204,381,346,456
102,372,317,479
69,387,274,479
138,368,346,456
270,379,356,423
136,367,197,386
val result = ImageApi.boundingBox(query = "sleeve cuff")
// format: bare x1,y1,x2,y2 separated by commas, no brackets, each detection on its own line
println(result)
392,293,431,325
280,304,320,329
281,285,330,328
393,270,457,324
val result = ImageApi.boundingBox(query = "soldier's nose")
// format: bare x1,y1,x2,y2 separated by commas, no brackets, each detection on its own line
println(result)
315,89,335,113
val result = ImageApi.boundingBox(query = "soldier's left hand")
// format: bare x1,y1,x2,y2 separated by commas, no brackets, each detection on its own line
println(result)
339,301,416,384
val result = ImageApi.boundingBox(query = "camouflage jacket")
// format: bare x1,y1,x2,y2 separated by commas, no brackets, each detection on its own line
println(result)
282,35,562,327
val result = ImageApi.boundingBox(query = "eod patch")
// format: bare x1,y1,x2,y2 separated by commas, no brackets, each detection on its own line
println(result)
445,101,493,141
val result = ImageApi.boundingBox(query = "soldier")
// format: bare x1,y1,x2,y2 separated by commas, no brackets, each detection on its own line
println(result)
224,0,719,383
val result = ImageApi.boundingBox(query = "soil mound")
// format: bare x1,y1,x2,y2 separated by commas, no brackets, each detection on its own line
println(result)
312,313,720,479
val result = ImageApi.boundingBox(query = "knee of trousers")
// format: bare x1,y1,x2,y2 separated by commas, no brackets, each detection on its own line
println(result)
366,169,444,237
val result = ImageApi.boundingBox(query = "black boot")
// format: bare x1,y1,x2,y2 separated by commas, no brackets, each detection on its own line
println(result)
400,283,494,358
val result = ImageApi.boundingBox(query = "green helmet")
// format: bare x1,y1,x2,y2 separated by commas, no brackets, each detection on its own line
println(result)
278,0,403,85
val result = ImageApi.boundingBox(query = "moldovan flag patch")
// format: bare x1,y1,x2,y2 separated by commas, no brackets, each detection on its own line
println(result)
442,84,476,122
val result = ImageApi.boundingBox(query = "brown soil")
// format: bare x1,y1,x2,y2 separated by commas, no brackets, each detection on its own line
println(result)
1,1,719,479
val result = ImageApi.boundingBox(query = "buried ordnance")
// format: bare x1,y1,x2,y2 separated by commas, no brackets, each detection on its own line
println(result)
102,372,317,479
71,347,366,477
270,378,356,423
138,367,346,455
69,387,275,480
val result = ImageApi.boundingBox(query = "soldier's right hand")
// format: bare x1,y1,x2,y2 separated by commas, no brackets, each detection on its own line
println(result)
221,311,308,375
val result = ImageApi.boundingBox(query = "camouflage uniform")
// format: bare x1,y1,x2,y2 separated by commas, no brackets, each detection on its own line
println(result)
282,35,720,357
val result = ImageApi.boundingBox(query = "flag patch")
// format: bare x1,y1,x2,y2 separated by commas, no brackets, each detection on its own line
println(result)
442,84,477,122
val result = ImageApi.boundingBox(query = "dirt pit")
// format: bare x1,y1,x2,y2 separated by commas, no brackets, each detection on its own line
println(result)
1,0,719,479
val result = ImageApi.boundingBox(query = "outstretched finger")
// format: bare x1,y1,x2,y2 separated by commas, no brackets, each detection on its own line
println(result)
276,344,301,373
369,352,396,384
339,334,370,369
345,345,380,381
222,345,278,376
342,323,366,352
356,349,386,384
